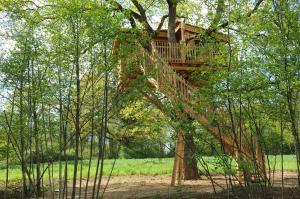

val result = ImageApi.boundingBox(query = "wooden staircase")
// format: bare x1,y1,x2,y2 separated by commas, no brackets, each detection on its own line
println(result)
146,43,266,182
118,41,266,185
138,43,235,151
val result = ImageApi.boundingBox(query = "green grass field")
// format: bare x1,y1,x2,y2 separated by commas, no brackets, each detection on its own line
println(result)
0,155,297,182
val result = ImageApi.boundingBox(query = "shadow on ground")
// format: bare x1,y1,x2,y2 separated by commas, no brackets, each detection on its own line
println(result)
1,185,300,199
139,186,300,199
1,173,300,199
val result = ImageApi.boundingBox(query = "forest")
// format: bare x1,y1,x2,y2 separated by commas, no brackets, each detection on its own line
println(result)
0,0,299,198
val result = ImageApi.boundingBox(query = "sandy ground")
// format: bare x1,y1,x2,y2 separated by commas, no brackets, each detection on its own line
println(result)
50,171,300,199
2,172,300,199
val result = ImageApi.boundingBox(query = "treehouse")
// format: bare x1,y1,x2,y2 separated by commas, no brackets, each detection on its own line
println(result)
151,21,227,84
114,21,265,186
115,21,227,90
152,22,226,65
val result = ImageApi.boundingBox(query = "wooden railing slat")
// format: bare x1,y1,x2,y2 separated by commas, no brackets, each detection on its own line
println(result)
152,41,217,64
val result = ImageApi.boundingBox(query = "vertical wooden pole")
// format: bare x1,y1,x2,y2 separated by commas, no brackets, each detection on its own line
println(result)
171,135,179,186
177,132,185,185
171,131,185,186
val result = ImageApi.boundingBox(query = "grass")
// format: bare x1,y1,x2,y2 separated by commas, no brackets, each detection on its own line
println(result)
0,158,174,182
265,154,298,171
0,155,297,183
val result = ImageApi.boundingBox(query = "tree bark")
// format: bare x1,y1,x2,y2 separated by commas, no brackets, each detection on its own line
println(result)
184,134,200,180
167,0,177,43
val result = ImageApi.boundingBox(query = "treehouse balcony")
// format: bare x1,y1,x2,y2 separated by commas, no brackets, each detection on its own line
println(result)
152,40,219,68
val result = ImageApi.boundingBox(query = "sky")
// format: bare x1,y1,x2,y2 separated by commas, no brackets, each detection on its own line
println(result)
0,13,16,59
0,13,15,110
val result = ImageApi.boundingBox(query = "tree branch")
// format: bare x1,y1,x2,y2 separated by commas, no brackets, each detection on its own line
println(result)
207,0,264,35
110,1,140,28
155,15,168,32
111,1,141,19
111,1,154,34
247,0,264,17
130,0,154,34
209,0,225,29
166,0,172,6
131,0,146,18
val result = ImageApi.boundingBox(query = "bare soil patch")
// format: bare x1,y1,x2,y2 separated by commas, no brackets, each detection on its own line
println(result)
57,171,300,199
1,172,300,198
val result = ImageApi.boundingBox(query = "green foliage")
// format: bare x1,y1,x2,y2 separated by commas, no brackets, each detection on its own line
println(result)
122,140,163,159
119,100,169,139
116,99,172,158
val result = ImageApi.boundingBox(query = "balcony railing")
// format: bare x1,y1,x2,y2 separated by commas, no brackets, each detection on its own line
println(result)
152,41,218,64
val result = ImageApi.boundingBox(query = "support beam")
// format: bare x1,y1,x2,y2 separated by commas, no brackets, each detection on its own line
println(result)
171,137,179,186
171,131,185,186
177,132,185,185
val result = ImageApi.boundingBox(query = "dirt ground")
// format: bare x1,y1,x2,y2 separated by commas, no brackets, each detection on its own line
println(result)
58,171,300,199
2,172,300,199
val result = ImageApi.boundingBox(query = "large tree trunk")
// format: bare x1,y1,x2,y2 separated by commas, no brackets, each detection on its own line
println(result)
167,0,177,43
184,134,200,180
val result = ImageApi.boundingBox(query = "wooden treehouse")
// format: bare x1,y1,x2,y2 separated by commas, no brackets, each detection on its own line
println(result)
115,21,266,185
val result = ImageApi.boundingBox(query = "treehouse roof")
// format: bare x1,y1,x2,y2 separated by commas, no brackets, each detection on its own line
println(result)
154,21,228,42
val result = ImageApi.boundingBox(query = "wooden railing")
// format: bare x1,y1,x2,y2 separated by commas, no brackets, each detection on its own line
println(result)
152,41,217,64
137,44,196,104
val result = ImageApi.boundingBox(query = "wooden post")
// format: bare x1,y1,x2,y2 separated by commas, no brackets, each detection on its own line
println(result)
171,136,180,186
171,131,185,186
177,132,185,185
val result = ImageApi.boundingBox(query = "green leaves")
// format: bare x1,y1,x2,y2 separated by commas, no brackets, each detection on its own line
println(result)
119,99,170,140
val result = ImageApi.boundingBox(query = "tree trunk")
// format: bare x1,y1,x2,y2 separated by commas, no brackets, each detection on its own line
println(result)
33,102,41,196
184,134,200,180
287,87,300,187
167,1,177,43
19,72,28,198
71,8,81,198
